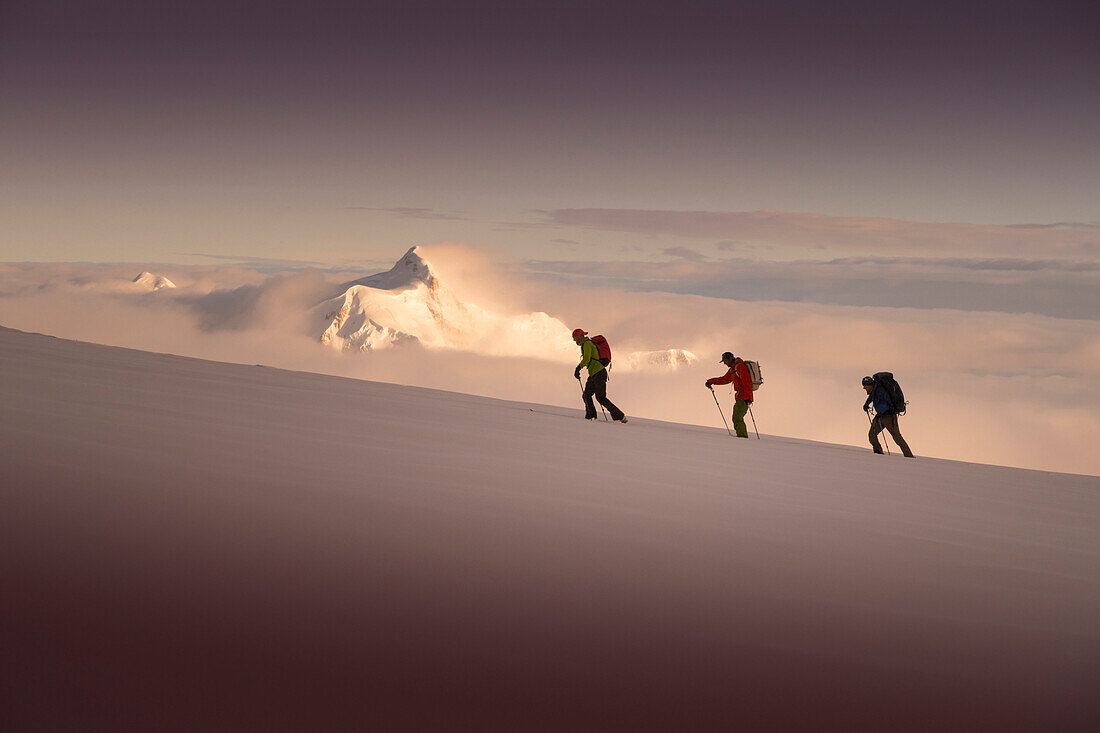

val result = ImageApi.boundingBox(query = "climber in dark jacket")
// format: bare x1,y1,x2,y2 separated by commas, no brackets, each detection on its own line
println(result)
863,375,914,457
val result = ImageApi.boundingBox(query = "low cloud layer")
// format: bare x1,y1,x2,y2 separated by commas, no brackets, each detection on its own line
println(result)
182,271,331,333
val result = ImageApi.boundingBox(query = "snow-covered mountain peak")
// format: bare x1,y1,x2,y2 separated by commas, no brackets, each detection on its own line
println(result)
132,272,176,291
341,246,438,292
316,248,696,365
318,247,481,352
623,349,699,371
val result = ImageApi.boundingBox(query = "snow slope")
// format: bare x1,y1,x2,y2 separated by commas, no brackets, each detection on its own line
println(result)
1,326,1097,731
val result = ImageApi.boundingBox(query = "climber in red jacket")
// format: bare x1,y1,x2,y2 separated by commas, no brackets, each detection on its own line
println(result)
705,351,753,438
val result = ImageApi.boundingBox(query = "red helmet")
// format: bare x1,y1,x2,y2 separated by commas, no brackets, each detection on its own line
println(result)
571,328,587,339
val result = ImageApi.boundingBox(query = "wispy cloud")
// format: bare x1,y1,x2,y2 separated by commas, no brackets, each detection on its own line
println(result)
1005,222,1100,230
544,209,1100,259
492,222,560,231
715,240,761,252
663,246,708,262
345,207,469,221
176,253,330,268
821,256,1100,272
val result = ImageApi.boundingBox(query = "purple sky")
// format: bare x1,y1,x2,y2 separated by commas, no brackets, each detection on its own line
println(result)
2,0,1098,262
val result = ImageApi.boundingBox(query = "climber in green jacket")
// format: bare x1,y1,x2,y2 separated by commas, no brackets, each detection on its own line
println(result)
572,328,626,422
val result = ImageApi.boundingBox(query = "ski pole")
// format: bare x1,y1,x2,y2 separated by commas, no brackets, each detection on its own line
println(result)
709,386,732,436
748,404,760,439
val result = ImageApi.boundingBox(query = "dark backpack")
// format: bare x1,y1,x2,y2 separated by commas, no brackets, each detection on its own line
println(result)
590,335,612,366
873,372,906,415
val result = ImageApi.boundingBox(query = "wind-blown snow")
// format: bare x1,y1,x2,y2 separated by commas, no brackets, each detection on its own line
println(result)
316,246,693,369
1,326,1097,730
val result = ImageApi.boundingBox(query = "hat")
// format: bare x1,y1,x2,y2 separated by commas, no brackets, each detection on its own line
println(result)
862,376,874,386
720,351,734,363
572,329,587,339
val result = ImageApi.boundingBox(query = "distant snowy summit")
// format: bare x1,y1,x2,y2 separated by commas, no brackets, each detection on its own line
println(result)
132,272,176,291
316,247,697,369
623,349,698,371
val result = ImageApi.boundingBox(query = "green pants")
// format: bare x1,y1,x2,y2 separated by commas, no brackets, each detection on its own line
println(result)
731,398,750,438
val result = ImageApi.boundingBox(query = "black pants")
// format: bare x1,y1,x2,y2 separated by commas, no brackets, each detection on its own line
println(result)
869,412,914,457
583,370,624,421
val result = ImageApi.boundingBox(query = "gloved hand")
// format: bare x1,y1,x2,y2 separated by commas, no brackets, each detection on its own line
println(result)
705,381,713,389
864,404,871,412
574,367,582,379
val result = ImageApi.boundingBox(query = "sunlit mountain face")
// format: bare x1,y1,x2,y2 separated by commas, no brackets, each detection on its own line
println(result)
315,247,696,370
